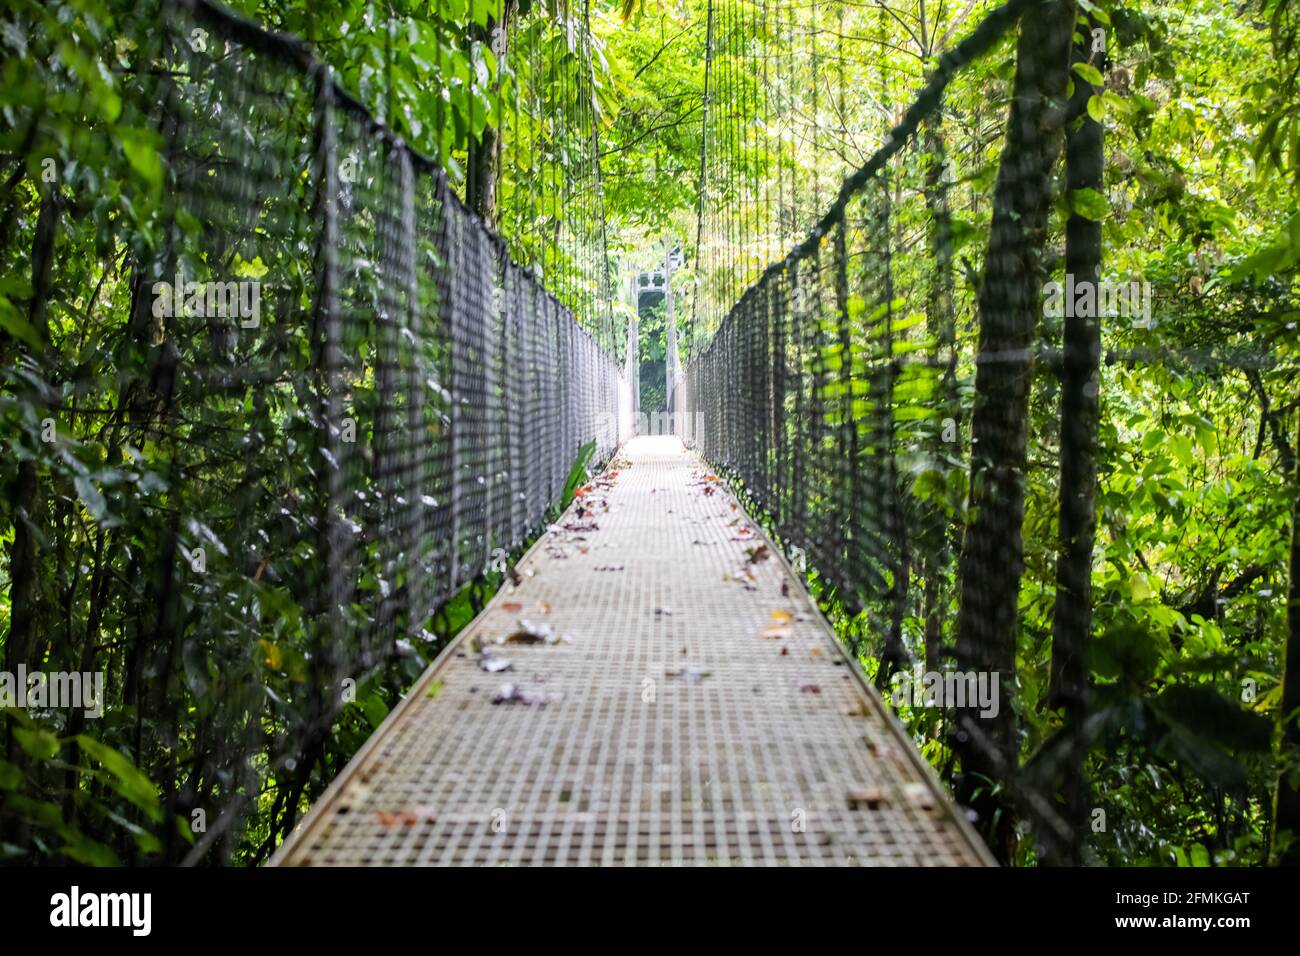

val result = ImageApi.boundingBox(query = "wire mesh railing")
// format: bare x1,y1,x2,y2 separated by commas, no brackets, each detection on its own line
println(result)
0,0,629,864
679,0,1092,859
680,0,1292,866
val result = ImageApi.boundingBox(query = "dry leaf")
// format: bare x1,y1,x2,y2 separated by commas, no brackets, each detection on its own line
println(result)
501,620,567,645
667,668,711,683
492,683,558,706
760,608,794,640
847,787,886,810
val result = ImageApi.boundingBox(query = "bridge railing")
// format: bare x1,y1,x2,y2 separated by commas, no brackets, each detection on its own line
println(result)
3,0,627,863
680,0,1287,865
681,0,1028,643
171,0,630,851
678,0,1081,859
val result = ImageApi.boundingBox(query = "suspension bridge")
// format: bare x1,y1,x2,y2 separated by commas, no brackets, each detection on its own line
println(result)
8,0,1108,867
271,436,991,865
249,0,1030,865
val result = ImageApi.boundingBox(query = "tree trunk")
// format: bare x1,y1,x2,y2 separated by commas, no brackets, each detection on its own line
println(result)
466,0,517,225
1274,418,1300,865
951,0,1074,861
468,125,502,225
5,191,60,675
1043,11,1105,867
920,109,957,677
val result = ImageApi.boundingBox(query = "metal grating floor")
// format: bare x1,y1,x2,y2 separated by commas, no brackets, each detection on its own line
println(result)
271,436,993,866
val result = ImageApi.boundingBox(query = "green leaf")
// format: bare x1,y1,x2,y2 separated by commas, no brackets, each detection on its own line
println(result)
74,474,112,525
1077,0,1111,25
0,760,21,790
1086,94,1104,124
1092,623,1163,684
76,735,163,823
60,834,122,867
1072,61,1104,87
560,439,598,509
118,128,162,190
1069,187,1108,221
3,793,64,828
360,691,389,729
14,727,60,761
1101,90,1132,116
0,297,44,349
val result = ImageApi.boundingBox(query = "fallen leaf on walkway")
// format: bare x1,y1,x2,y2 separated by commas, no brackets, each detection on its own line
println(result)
667,668,711,683
505,622,552,644
500,619,568,645
903,782,935,810
847,787,886,810
798,680,821,694
479,652,513,673
593,564,625,572
376,806,437,827
500,601,524,613
746,544,771,563
725,567,758,591
492,683,558,706
427,679,445,699
760,609,793,640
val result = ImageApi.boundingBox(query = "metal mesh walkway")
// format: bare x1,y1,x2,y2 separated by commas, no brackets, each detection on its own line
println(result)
271,436,992,866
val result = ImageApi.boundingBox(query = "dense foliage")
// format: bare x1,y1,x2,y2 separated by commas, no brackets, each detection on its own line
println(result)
2,0,1299,866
